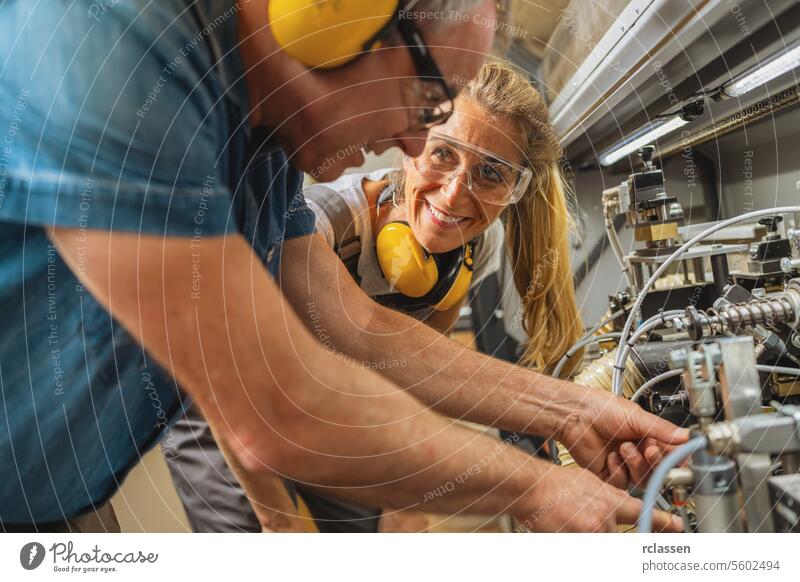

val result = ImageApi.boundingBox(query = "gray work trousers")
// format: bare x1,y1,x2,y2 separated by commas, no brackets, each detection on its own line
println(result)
164,405,381,533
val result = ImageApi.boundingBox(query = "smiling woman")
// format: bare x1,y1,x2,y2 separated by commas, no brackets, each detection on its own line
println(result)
319,62,586,373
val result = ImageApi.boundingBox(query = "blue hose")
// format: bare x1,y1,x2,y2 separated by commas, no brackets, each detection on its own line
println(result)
638,436,708,533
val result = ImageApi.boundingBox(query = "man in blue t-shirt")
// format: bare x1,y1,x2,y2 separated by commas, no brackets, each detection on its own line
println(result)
0,0,686,533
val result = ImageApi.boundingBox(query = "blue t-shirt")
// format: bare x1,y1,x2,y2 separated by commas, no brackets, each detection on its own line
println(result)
0,0,316,524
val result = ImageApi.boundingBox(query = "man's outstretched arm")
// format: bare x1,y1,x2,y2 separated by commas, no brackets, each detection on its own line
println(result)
279,234,689,489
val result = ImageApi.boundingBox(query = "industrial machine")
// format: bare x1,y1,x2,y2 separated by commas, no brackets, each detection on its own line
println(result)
559,141,800,531
510,0,800,533
554,149,800,532
647,335,800,533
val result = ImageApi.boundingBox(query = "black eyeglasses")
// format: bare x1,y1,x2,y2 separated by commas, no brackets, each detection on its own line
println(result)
394,16,455,130
361,4,456,131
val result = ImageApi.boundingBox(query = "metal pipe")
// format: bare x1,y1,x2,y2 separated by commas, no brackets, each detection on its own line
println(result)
630,369,683,404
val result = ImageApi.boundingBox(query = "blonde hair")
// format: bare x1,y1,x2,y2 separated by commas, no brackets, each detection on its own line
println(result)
462,62,584,374
391,62,585,374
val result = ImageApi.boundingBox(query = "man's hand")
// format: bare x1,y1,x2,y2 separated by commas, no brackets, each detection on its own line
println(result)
556,387,689,490
515,464,683,533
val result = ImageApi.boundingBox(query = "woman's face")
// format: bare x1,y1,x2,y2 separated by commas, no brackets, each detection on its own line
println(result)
402,96,524,254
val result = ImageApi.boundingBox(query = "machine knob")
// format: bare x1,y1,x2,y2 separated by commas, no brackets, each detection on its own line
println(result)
638,145,656,166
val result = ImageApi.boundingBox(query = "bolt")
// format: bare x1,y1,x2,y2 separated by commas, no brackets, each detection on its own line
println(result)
668,349,688,371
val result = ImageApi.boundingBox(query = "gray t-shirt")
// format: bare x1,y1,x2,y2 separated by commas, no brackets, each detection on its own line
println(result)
305,169,505,319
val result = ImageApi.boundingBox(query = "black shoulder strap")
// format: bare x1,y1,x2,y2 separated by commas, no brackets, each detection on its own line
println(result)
305,185,361,284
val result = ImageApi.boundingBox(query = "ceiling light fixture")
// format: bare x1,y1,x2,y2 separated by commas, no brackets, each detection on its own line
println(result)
722,42,800,98
598,116,688,167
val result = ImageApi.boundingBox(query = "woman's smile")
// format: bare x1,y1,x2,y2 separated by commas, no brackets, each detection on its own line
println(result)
424,199,471,228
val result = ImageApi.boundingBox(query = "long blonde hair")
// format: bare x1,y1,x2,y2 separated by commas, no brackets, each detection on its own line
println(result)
463,62,584,374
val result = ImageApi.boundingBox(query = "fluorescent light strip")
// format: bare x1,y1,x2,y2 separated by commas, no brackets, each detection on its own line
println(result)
599,116,688,166
724,43,800,98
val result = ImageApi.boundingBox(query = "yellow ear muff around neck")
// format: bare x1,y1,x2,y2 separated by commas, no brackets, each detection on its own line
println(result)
375,221,476,311
268,0,400,69
376,222,439,297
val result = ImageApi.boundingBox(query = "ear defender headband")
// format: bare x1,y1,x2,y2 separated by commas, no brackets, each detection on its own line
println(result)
268,0,402,69
375,221,475,312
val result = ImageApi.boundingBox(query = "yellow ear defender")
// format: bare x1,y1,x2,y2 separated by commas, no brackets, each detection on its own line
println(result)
268,0,401,69
376,221,475,312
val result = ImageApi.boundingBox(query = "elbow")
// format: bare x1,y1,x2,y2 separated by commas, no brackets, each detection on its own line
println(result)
222,374,324,478
219,344,348,480
229,440,289,478
225,417,304,478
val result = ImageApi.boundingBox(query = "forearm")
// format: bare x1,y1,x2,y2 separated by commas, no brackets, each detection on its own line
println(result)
189,311,552,517
281,235,582,441
50,229,549,518
354,306,581,439
222,345,551,518
263,347,555,516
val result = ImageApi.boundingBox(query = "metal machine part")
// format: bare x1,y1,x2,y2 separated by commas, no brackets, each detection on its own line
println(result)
628,147,682,251
768,474,800,532
737,452,776,533
689,450,745,533
733,216,798,290
716,337,763,420
783,257,800,274
673,278,800,341
651,337,800,532
581,156,800,531
670,342,718,426
668,336,765,420
706,405,800,457
601,145,750,319
770,373,800,398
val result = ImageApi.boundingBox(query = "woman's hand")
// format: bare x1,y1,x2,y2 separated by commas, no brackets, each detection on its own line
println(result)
556,386,689,489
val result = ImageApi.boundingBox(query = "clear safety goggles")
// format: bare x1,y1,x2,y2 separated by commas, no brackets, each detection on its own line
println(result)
412,131,532,206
